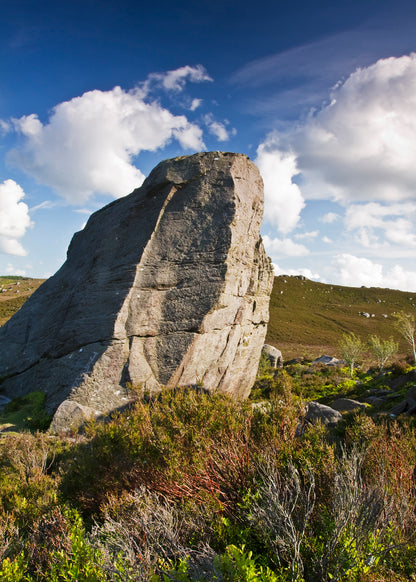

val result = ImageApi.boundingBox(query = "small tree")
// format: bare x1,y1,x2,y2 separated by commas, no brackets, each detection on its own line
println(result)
369,335,398,372
338,332,365,377
393,312,416,364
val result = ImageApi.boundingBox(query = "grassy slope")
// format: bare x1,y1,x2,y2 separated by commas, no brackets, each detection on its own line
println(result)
0,276,45,325
266,275,416,360
1,274,415,361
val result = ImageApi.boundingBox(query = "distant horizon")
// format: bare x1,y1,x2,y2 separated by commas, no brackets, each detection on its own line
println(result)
1,0,416,290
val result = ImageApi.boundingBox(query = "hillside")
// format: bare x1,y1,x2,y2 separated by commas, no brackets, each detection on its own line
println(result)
1,274,415,361
266,275,415,360
0,276,45,325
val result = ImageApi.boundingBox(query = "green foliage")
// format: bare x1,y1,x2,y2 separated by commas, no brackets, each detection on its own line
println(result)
338,333,366,377
152,545,283,581
368,335,398,371
0,508,119,581
0,391,52,431
216,545,282,581
60,389,255,516
1,376,416,580
393,311,416,363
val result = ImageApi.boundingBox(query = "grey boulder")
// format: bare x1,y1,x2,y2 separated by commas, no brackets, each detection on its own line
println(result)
313,355,344,366
0,152,273,428
262,344,283,368
331,398,367,413
304,401,342,427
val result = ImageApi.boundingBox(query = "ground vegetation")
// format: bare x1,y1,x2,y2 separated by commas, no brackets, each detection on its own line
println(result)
1,359,416,580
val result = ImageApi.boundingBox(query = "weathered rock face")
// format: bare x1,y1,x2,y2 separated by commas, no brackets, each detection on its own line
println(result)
0,152,273,425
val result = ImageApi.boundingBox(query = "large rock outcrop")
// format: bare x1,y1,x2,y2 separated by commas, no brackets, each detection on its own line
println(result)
0,152,273,427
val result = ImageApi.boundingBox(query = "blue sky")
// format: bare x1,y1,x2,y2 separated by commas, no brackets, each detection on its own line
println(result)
1,0,416,290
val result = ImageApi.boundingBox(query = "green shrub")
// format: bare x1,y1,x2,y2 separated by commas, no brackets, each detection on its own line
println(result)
1,369,416,581
0,391,52,431
60,389,255,517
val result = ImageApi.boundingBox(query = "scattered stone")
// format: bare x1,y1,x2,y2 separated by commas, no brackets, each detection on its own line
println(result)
262,344,283,368
365,397,386,408
388,385,416,416
384,392,403,400
388,400,409,416
0,152,273,431
331,398,367,413
49,400,102,433
285,358,305,365
369,389,391,396
312,355,343,366
304,401,342,427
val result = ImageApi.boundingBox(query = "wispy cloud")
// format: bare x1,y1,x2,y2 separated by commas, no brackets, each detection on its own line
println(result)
321,212,340,224
30,200,56,212
295,230,318,240
231,19,416,119
143,65,212,93
203,114,235,141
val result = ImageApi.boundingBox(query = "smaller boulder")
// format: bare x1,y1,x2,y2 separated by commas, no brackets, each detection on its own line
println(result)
312,355,343,366
331,398,367,413
388,385,416,416
388,400,409,416
49,400,102,434
304,401,342,427
262,344,283,368
365,396,386,408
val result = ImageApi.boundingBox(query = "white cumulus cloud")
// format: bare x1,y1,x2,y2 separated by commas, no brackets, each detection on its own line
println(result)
258,53,416,205
0,179,32,256
203,114,234,141
207,120,229,141
256,53,416,292
333,253,416,291
255,135,305,234
297,53,416,203
10,80,206,204
345,202,416,248
189,98,202,111
263,234,309,257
